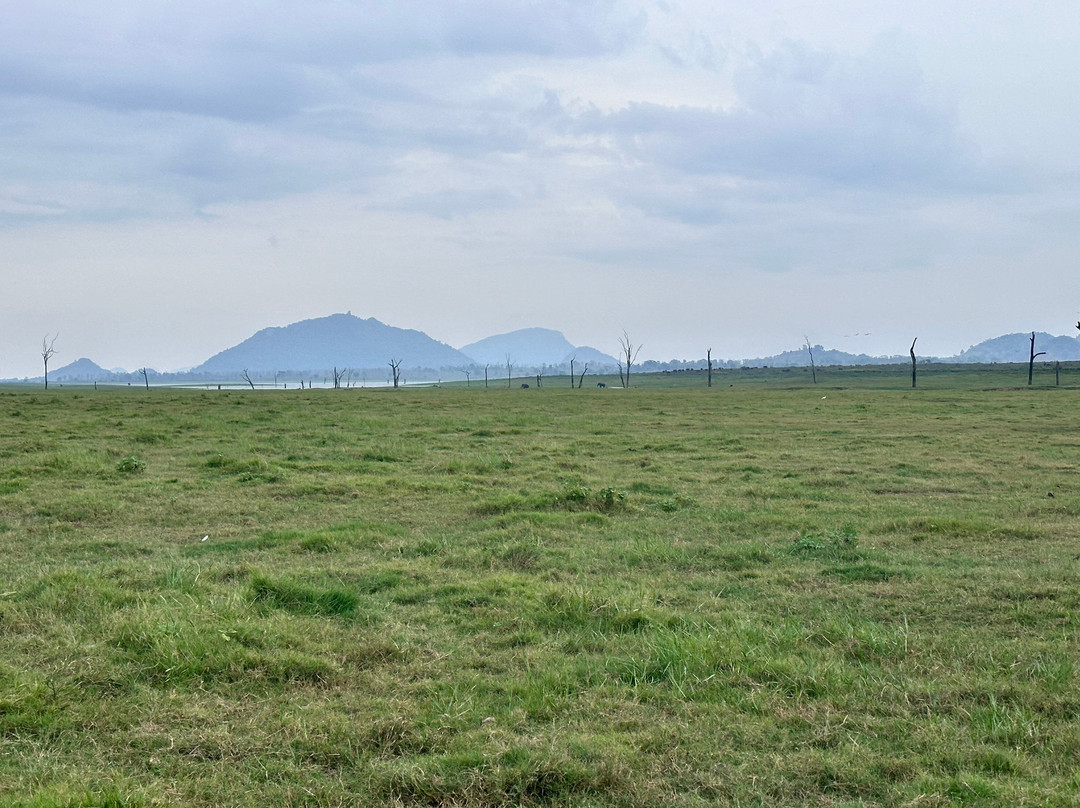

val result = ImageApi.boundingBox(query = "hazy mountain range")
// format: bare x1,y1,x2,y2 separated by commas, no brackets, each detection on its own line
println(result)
21,313,1080,383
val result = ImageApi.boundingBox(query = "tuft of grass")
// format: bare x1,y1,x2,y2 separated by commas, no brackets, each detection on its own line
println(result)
820,563,899,582
248,574,359,617
476,484,627,516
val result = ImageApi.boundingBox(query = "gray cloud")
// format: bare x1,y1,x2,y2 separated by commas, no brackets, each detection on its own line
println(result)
394,187,524,220
0,1,641,222
577,35,996,196
0,51,313,122
0,1,638,119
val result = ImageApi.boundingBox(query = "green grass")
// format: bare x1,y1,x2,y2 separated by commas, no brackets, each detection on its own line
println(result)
1,369,1079,806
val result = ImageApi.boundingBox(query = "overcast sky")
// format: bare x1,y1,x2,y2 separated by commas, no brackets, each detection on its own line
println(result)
2,1,1078,376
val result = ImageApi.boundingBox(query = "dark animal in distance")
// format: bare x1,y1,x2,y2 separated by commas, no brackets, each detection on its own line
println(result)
521,383,530,388
596,382,606,388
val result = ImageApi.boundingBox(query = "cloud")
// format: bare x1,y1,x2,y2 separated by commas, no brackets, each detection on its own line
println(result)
0,1,639,118
394,187,524,220
576,34,993,196
0,1,643,223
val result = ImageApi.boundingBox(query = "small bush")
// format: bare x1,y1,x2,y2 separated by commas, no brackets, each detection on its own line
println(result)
116,456,146,474
556,485,627,513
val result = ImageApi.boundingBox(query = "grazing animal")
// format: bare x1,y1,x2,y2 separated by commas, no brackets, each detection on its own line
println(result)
596,382,606,388
521,383,530,388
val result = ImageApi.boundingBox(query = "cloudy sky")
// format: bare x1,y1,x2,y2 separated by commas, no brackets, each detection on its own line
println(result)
2,1,1078,376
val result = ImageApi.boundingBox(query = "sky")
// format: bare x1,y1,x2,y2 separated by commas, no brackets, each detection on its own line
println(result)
2,0,1079,377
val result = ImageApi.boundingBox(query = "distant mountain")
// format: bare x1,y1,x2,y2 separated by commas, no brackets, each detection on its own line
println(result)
193,313,472,374
460,328,574,366
460,328,618,368
51,358,120,382
742,346,906,368
730,332,1080,368
50,359,163,384
951,332,1080,363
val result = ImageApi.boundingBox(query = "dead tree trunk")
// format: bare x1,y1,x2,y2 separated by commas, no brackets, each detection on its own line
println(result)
505,354,512,389
577,363,589,389
569,358,576,388
140,368,150,390
910,338,917,389
484,364,489,389
707,348,713,388
388,358,403,389
618,331,641,388
1028,332,1046,386
804,337,817,384
41,334,58,390
241,368,256,390
1055,361,1061,386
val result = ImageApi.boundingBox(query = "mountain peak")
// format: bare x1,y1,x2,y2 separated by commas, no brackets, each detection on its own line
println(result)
459,328,615,367
52,357,115,381
192,313,470,373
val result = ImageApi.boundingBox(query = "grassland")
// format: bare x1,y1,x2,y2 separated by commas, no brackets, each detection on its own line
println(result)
1,365,1079,806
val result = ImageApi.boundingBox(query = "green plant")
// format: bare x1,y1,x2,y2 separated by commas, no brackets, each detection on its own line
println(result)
115,456,146,474
788,527,859,559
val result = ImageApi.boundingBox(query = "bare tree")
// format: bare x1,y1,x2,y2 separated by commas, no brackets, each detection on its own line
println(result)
461,368,472,387
804,336,817,384
41,334,58,389
484,364,489,389
332,367,347,389
569,357,576,389
1028,332,1046,386
617,331,641,388
1055,361,1061,387
909,338,917,389
388,358,403,389
241,368,256,390
140,367,150,390
577,362,589,389
707,348,713,388
505,353,512,389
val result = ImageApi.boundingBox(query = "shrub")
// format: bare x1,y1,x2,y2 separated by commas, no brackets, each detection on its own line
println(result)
116,456,146,474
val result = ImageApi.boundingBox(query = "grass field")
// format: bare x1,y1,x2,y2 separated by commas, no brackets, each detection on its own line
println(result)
1,366,1079,806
